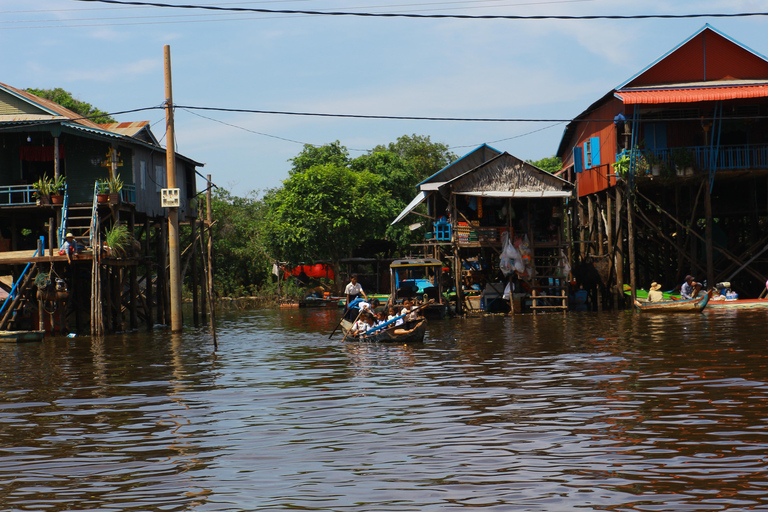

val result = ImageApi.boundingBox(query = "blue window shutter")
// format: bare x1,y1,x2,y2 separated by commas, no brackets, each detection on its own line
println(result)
573,145,583,173
590,136,601,166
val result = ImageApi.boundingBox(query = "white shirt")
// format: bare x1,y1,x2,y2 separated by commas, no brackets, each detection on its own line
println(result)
345,281,364,296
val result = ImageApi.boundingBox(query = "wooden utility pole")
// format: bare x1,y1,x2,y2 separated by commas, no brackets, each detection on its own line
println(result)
164,45,183,332
206,174,217,348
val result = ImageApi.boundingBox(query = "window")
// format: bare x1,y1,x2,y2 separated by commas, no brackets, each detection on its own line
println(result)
155,165,165,192
583,137,601,169
573,146,583,173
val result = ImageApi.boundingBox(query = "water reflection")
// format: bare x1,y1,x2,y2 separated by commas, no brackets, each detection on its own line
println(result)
1,308,767,510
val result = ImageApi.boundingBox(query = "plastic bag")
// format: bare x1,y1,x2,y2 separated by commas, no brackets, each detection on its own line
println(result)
559,249,571,277
499,232,518,276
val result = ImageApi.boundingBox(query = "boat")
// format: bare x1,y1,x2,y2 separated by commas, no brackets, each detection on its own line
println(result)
634,291,711,313
340,318,427,344
390,257,449,318
706,298,768,310
0,330,45,343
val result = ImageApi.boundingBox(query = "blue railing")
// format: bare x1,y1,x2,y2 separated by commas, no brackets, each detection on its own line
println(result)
0,237,43,320
58,184,69,247
0,184,37,205
640,144,768,171
121,184,136,204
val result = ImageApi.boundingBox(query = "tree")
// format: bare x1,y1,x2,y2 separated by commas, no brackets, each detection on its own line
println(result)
206,188,272,296
371,134,456,183
261,163,394,293
527,156,562,174
25,88,116,124
289,141,349,176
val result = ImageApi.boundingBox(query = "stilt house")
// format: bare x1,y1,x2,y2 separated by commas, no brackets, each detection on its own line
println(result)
556,25,768,303
0,82,203,334
394,145,574,314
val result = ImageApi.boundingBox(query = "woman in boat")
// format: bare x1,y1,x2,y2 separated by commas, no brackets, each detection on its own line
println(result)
647,282,664,302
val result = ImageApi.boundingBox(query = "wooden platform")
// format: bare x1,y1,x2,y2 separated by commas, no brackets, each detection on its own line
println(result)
0,249,93,266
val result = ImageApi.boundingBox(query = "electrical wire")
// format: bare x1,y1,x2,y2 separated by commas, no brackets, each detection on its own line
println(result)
72,0,768,21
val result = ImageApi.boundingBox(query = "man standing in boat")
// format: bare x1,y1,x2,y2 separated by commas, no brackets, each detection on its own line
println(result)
344,274,367,310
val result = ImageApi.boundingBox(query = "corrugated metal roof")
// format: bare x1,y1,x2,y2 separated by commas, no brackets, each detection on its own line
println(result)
615,83,768,104
0,82,104,129
99,121,150,136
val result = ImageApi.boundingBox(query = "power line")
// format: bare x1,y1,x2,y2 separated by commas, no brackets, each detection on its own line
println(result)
72,0,768,21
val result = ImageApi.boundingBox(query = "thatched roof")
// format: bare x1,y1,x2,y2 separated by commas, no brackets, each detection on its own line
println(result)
445,152,573,198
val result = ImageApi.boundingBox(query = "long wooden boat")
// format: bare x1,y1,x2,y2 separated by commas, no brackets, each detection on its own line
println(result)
340,318,427,344
0,330,45,343
634,291,711,313
706,298,768,310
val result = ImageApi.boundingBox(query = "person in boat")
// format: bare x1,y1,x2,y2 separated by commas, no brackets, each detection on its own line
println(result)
59,232,81,264
647,282,664,302
344,275,367,310
351,311,373,337
680,275,702,300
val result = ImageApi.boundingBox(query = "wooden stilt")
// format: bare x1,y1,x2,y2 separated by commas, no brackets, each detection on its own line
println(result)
145,219,154,329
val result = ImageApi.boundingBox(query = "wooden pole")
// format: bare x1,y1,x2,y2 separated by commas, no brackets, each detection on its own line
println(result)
626,185,637,302
206,174,217,347
164,44,183,332
191,219,199,327
705,180,715,289
605,190,614,308
144,218,154,329
615,186,624,307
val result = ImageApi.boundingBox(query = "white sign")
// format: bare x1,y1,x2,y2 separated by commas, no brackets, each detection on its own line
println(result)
161,188,180,207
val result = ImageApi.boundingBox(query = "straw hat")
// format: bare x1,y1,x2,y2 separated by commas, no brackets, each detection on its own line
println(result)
650,282,662,291
66,232,74,238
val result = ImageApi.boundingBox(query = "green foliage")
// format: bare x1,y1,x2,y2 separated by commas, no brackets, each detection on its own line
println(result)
105,223,131,251
527,156,562,173
51,175,66,193
25,87,116,124
32,176,53,197
96,179,110,194
107,174,123,193
289,141,349,176
371,134,455,183
261,163,394,289
207,189,272,297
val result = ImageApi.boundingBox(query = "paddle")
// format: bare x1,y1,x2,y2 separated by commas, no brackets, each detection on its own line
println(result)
341,308,365,343
362,300,433,336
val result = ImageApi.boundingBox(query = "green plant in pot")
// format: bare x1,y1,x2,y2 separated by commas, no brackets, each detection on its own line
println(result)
672,148,695,176
50,175,66,204
96,179,109,202
104,223,131,257
106,174,123,204
32,176,53,204
613,153,631,178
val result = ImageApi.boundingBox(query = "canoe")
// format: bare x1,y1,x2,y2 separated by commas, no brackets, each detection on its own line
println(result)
707,298,768,310
0,330,45,343
634,291,711,313
340,318,427,344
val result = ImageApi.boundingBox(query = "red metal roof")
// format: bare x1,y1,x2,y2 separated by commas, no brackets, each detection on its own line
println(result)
616,84,768,105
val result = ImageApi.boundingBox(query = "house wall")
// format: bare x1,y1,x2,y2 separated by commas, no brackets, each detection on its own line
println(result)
561,98,622,196
130,145,197,220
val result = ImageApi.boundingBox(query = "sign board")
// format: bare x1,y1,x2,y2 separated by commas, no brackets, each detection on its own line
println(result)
161,188,180,207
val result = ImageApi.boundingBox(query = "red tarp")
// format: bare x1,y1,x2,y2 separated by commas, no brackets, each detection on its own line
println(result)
284,264,334,281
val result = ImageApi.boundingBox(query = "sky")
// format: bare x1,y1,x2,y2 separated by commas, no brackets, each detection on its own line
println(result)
3,0,768,196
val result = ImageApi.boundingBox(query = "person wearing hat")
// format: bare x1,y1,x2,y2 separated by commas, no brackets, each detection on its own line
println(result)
680,275,701,300
647,282,664,302
59,232,80,264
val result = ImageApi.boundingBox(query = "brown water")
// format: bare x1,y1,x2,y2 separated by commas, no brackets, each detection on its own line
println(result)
1,308,768,511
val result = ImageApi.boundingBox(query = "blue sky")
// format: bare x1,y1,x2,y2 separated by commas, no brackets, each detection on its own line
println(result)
3,1,767,196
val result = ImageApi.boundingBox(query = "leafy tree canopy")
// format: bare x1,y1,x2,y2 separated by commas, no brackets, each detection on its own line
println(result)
25,87,116,124
289,140,349,176
371,134,456,183
527,155,562,174
261,163,395,292
207,188,271,296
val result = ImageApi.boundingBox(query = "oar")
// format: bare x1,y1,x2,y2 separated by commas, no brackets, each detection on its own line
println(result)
341,308,365,343
363,300,433,336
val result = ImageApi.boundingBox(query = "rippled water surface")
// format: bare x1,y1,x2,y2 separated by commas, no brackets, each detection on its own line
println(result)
2,307,768,511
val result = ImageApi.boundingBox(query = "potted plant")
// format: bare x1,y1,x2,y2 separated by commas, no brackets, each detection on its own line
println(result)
646,152,662,176
672,148,695,176
50,175,66,205
107,174,123,205
96,179,110,203
104,223,131,258
613,152,631,179
32,176,53,204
